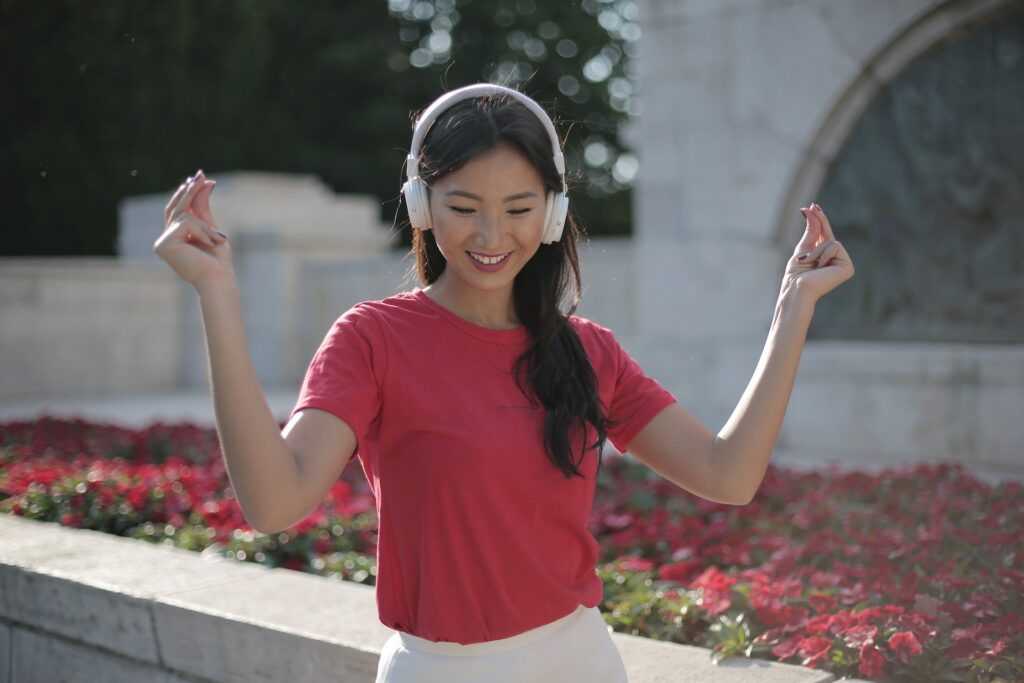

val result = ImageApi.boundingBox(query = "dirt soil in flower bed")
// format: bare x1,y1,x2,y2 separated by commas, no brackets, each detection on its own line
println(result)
1,416,1021,682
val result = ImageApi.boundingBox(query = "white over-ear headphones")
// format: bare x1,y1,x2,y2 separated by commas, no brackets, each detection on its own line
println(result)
401,83,570,245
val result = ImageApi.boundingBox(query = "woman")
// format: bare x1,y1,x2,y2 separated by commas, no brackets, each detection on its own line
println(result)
154,83,854,682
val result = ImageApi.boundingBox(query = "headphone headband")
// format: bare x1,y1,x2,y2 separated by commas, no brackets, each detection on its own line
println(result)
405,83,566,192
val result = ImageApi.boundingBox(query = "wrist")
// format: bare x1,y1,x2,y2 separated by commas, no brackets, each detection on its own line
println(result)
779,278,816,308
193,269,238,299
774,280,816,326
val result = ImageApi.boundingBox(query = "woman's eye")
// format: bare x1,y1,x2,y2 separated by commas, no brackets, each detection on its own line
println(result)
447,206,532,216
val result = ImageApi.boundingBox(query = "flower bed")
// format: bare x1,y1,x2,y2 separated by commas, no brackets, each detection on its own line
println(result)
1,416,1021,681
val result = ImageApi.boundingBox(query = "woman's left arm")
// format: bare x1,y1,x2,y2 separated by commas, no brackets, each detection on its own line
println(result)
627,203,855,504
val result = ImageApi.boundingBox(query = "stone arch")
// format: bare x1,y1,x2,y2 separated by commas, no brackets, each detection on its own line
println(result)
776,0,1024,342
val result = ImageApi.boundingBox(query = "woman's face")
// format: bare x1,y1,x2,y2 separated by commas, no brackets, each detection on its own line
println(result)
427,141,548,299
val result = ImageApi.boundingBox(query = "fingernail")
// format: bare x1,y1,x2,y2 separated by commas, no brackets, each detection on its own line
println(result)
217,231,226,238
797,253,809,261
800,208,807,218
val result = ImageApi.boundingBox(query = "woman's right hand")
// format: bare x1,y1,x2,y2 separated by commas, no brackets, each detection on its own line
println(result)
154,169,233,291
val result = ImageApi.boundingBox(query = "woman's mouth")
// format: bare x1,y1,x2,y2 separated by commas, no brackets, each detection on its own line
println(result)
468,251,511,272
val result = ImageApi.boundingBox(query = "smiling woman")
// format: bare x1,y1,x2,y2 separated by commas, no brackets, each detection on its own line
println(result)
155,82,854,683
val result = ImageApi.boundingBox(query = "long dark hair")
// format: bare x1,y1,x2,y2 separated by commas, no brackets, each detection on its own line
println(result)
404,90,613,480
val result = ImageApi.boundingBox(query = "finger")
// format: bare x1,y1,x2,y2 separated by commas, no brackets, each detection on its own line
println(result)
814,241,842,268
164,175,195,224
170,171,206,221
810,202,836,241
796,207,820,253
190,178,218,226
795,238,833,265
176,212,224,248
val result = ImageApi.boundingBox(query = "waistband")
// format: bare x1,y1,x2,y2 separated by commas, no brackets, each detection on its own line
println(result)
396,603,590,656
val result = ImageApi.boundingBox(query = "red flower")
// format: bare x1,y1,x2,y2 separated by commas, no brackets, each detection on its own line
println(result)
690,566,737,592
689,566,736,617
841,624,878,649
658,559,702,582
60,511,82,527
756,604,809,629
897,611,937,642
808,593,837,614
888,630,923,664
797,635,833,669
858,643,887,678
771,634,803,660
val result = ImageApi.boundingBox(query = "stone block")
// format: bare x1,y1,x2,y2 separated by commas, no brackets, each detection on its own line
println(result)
974,385,1024,474
10,627,176,683
1,569,161,664
615,630,835,682
674,121,805,240
634,182,683,241
118,172,394,265
0,620,9,683
635,239,782,340
155,572,386,683
575,238,638,337
779,342,1024,474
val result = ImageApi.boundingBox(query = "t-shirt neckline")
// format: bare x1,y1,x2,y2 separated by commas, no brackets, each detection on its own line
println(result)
411,288,530,345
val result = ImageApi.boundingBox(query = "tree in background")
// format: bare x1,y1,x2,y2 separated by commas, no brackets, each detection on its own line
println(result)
386,0,642,239
2,0,640,256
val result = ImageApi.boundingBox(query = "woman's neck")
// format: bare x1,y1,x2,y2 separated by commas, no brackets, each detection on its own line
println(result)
422,276,520,330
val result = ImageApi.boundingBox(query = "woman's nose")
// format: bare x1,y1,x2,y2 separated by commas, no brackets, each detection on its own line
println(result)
473,212,503,247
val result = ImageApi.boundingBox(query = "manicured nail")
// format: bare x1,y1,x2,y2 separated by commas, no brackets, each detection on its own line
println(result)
217,231,226,238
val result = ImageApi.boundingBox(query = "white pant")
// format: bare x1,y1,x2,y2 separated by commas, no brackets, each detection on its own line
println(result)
374,604,629,682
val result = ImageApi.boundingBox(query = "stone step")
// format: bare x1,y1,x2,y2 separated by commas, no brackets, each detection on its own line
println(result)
0,514,859,683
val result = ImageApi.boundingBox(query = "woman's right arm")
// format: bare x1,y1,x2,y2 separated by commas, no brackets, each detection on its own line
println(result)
156,171,356,534
196,277,358,534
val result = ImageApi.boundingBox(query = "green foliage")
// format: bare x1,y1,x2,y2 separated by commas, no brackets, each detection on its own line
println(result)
3,0,639,256
387,0,641,236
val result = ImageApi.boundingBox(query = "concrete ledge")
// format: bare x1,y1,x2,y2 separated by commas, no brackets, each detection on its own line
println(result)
0,514,849,682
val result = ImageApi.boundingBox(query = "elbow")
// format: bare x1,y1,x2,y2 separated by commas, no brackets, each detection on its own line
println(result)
733,473,765,505
245,510,289,536
250,519,289,535
728,488,756,506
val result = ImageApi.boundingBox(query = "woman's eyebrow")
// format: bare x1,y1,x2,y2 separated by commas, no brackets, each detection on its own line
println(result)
444,190,539,202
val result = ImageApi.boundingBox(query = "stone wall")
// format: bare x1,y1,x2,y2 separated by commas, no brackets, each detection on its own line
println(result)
633,0,1023,478
0,259,181,401
0,514,844,683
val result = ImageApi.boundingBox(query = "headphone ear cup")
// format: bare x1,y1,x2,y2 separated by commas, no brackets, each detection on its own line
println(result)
542,190,556,244
402,178,433,232
542,191,569,244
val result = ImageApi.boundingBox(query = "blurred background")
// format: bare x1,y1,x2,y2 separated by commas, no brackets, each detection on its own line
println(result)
2,0,642,255
1,0,1022,479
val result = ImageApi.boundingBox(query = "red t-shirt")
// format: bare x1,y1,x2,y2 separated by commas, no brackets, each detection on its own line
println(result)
290,288,676,644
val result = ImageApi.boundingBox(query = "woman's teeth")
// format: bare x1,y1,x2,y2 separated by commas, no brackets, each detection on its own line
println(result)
469,252,510,265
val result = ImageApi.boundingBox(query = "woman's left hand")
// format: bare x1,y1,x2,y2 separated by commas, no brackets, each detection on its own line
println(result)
782,202,855,303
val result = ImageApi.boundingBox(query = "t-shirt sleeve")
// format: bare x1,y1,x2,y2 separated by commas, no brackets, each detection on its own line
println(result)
601,328,677,455
289,303,385,451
